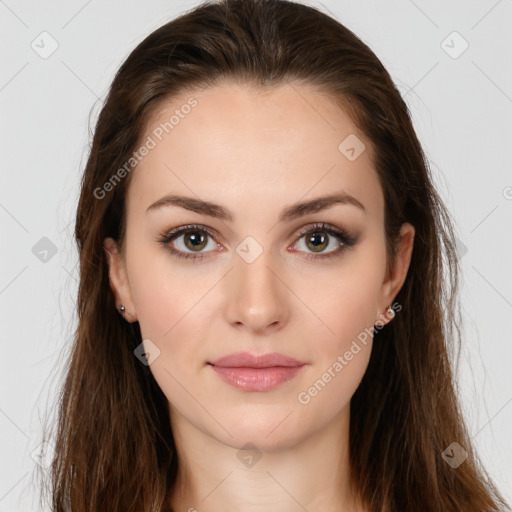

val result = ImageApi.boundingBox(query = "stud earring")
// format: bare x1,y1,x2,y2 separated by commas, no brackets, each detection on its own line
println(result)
119,304,135,320
375,305,395,328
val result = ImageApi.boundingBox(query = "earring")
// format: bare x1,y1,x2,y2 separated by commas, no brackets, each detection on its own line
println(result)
119,304,135,320
375,305,395,328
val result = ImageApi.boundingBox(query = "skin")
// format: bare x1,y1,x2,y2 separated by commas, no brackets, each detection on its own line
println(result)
104,81,415,512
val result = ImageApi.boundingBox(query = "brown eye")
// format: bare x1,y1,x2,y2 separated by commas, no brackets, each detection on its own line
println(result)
304,231,329,252
182,230,208,251
158,222,358,262
157,225,219,260
294,227,343,255
292,222,359,261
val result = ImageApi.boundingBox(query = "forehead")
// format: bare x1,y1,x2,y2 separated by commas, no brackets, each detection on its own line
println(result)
127,81,383,224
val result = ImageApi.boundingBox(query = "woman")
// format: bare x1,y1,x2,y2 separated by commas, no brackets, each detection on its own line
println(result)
41,0,510,510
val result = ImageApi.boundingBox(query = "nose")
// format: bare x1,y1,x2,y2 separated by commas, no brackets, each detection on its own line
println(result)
223,247,290,334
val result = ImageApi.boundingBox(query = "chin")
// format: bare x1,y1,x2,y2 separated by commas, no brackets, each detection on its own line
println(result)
212,412,307,453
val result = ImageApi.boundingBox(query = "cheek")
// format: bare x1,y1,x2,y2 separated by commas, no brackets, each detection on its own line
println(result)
128,257,215,411
302,256,383,346
297,341,372,419
127,240,205,337
296,255,382,395
124,249,203,392
295,273,377,413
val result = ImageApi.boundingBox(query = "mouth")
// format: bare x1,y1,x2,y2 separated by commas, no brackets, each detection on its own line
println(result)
207,352,306,391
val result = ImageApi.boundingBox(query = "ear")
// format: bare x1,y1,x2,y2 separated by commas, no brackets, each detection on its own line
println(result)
103,237,137,322
376,222,415,325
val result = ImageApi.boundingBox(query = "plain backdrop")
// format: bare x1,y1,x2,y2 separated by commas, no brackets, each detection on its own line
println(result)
1,0,511,510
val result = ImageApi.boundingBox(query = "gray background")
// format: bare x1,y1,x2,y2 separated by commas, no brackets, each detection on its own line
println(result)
1,0,511,510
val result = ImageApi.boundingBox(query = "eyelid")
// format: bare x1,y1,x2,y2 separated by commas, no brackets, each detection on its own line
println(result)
157,223,220,245
292,222,356,245
156,221,358,260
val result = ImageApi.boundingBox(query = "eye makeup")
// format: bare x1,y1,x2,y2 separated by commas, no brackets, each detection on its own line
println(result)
155,221,359,262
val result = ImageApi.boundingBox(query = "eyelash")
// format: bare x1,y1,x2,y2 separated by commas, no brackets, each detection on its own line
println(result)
156,222,358,262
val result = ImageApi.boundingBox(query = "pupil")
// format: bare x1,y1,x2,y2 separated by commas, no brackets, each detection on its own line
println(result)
186,232,206,250
308,232,327,252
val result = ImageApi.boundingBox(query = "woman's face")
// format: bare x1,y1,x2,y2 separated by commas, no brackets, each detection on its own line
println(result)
104,81,414,451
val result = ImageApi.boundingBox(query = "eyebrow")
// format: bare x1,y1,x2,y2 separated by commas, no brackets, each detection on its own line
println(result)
145,192,366,222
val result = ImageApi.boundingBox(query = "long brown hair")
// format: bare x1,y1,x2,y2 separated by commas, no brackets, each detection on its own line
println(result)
39,0,510,510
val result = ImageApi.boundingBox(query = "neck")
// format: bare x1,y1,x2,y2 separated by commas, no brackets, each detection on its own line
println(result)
167,404,364,512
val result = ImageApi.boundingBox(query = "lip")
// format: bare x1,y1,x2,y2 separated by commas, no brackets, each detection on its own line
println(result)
208,351,306,391
209,351,306,368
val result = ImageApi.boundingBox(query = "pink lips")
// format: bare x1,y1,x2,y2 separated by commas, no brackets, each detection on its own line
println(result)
208,351,306,391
